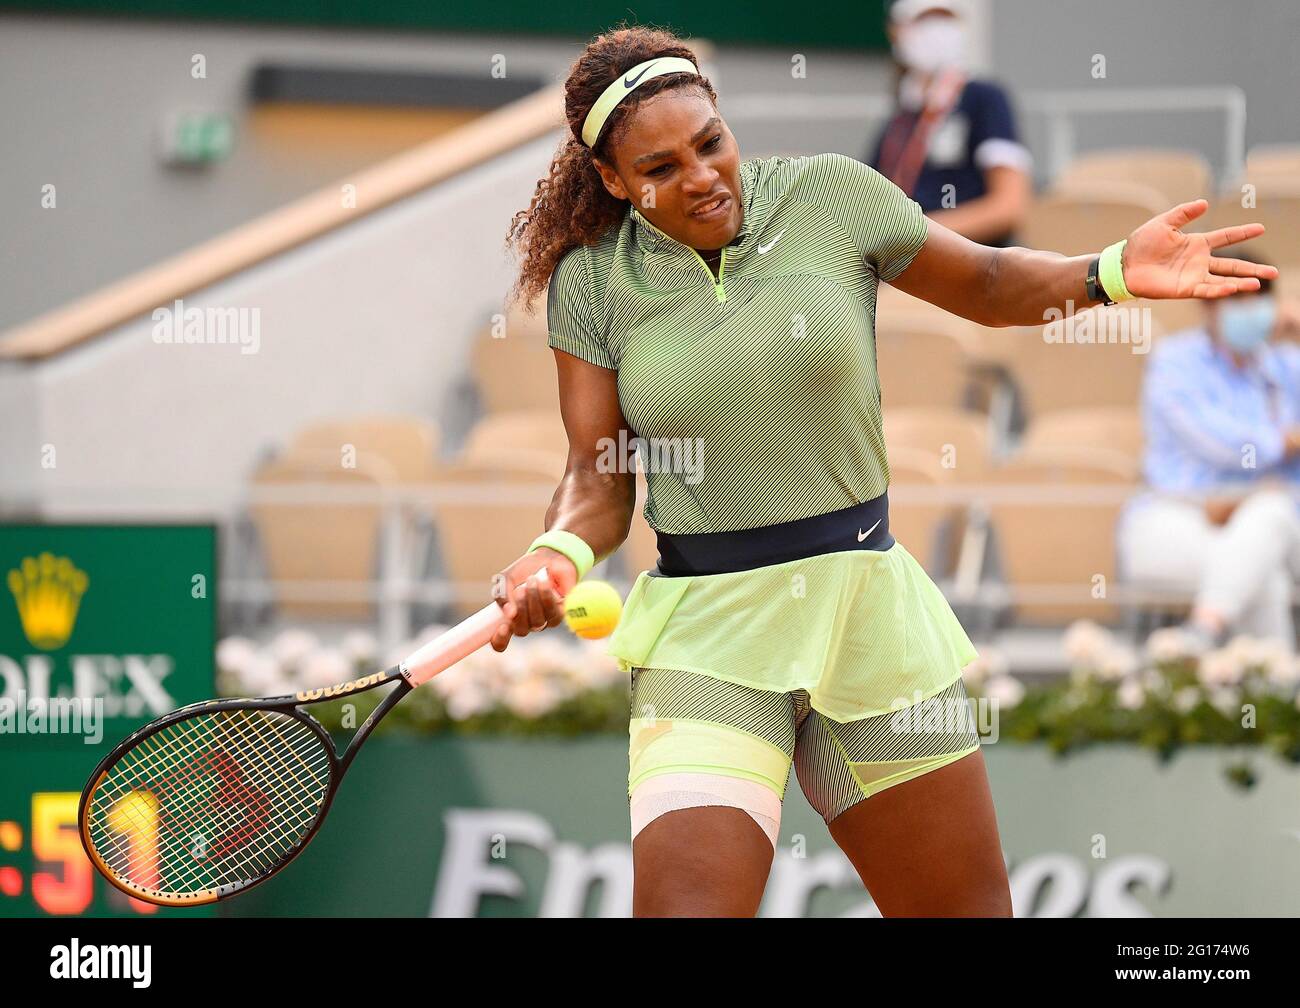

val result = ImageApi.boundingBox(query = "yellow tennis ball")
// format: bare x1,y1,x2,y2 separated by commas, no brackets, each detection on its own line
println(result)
563,580,623,639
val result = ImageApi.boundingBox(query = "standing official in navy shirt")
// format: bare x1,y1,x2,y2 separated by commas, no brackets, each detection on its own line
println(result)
867,0,1032,247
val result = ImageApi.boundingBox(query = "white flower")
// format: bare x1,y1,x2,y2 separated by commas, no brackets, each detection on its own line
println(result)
1097,644,1139,681
1062,620,1114,668
270,629,318,672
1116,679,1145,710
341,630,377,665
1272,655,1300,690
215,636,257,676
1146,627,1194,664
1173,686,1201,714
503,676,563,719
961,648,1007,692
1209,687,1242,718
445,682,494,721
982,674,1025,710
239,654,285,695
1198,647,1245,688
299,647,351,689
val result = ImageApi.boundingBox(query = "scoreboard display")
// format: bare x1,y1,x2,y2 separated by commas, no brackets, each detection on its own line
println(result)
0,525,215,917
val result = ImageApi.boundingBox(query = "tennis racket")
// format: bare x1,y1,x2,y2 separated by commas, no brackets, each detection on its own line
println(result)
78,568,551,906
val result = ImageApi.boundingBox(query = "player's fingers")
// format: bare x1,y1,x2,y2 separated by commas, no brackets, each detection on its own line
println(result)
1203,222,1266,249
1157,199,1208,230
523,575,547,630
1208,255,1278,279
491,572,518,623
539,581,565,627
1193,279,1253,299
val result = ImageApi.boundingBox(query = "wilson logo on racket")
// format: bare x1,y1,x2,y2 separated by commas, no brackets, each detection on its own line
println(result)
294,670,388,702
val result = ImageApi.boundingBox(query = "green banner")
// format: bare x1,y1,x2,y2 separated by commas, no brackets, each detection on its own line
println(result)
225,735,1300,917
0,2,892,49
0,525,216,917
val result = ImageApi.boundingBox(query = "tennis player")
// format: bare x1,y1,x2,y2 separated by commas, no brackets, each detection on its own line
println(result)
496,26,1275,917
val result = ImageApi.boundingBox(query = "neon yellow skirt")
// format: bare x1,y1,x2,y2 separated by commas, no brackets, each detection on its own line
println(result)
606,541,978,722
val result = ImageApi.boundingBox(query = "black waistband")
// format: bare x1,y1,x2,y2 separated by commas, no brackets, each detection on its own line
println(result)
653,492,894,577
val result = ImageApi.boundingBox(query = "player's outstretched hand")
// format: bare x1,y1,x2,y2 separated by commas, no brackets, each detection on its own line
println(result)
1122,199,1279,300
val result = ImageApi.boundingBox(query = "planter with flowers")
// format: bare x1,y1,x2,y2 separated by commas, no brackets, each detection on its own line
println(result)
216,625,630,739
962,621,1300,788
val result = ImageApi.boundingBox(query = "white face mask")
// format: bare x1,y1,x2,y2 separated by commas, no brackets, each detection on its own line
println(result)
893,18,965,74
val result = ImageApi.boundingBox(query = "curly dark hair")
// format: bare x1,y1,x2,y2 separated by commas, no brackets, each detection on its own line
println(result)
504,24,717,314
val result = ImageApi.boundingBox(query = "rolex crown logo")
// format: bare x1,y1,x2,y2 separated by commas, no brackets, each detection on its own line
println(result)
7,552,89,650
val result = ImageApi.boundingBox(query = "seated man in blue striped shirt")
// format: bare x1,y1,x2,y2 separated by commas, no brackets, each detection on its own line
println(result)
1119,255,1300,649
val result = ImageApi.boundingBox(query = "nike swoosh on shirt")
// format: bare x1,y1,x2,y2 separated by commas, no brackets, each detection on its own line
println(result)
756,230,786,255
857,518,882,542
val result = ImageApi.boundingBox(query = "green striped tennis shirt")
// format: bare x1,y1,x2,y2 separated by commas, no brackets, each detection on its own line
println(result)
546,153,930,535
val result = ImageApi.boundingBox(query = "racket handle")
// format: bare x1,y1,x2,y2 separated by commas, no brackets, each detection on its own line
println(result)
400,566,551,687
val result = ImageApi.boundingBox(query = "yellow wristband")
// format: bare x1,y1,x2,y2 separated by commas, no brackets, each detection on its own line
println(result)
528,529,595,579
1099,239,1135,302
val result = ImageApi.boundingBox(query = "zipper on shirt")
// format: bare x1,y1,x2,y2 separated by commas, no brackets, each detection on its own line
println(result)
637,209,728,303
689,246,728,303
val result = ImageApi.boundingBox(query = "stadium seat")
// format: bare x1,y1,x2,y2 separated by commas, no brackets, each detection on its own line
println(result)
427,459,560,618
883,407,991,480
471,304,561,415
985,446,1137,625
1019,188,1166,258
287,415,440,482
875,315,982,410
1003,306,1159,418
1019,406,1144,464
886,445,966,575
249,453,387,621
1054,149,1212,206
1202,197,1300,264
460,409,569,465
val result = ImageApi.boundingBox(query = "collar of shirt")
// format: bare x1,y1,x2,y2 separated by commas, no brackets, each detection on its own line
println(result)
628,159,760,262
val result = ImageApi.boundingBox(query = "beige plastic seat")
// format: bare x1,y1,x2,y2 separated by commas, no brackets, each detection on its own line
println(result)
1005,305,1159,418
288,415,439,482
1019,188,1166,257
461,410,569,467
1054,149,1211,206
429,459,561,618
1020,407,1143,464
885,446,961,574
1233,146,1300,195
1201,198,1300,265
249,454,386,620
471,303,561,415
986,447,1137,625
874,317,980,410
884,407,991,482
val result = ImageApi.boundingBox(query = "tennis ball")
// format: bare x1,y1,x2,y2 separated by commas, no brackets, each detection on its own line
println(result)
563,580,623,639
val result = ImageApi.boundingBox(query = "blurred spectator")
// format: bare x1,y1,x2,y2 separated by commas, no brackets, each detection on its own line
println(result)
1119,257,1300,648
865,0,1031,246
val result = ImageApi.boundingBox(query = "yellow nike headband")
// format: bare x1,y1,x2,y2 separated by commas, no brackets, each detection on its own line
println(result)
581,56,700,149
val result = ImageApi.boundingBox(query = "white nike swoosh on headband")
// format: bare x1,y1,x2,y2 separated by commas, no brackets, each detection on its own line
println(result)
857,518,882,542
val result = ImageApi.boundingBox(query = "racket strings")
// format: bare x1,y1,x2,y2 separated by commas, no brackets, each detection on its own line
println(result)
86,708,333,896
101,711,327,891
94,710,329,892
90,711,329,894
